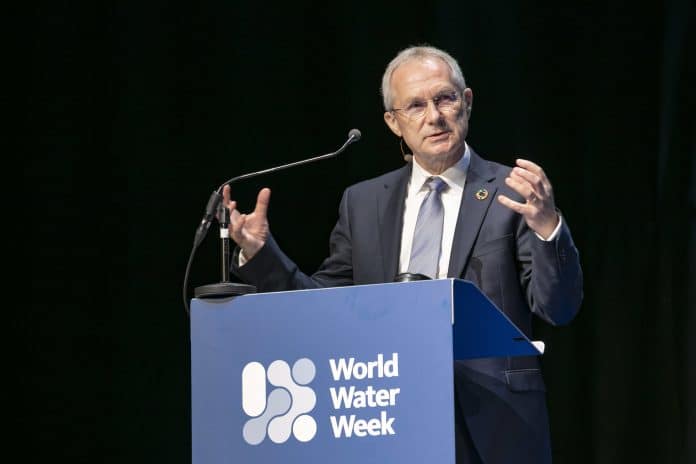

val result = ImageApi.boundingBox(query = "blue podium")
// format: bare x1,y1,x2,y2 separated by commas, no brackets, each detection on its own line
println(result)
190,279,541,464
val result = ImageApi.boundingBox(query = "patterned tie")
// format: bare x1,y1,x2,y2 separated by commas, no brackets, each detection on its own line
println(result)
408,177,447,279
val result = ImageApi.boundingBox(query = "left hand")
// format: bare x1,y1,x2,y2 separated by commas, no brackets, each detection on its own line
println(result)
497,158,559,239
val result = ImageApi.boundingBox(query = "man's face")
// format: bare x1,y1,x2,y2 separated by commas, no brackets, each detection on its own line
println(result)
384,57,473,174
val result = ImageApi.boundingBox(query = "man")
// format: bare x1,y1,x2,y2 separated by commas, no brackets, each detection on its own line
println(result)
224,45,583,464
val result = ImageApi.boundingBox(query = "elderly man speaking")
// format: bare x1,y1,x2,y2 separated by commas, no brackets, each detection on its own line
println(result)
224,45,583,464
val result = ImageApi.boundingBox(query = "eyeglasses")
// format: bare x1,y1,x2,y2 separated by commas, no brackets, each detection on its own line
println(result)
390,90,462,120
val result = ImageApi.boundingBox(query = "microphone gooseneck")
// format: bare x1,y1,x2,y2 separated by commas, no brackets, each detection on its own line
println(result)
184,129,362,314
215,128,362,193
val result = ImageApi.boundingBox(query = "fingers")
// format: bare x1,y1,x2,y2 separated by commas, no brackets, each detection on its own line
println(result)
223,185,237,214
229,203,240,222
500,158,560,238
507,158,554,201
515,158,543,175
226,187,271,247
254,188,271,217
497,194,529,214
223,185,271,216
230,212,247,242
511,167,543,194
505,175,535,201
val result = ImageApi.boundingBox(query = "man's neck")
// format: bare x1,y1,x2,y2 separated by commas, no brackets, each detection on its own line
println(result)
413,144,468,175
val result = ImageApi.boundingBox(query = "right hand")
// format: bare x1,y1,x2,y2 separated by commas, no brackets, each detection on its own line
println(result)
223,185,271,261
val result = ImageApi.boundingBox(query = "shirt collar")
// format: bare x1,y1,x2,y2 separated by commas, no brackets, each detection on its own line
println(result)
409,143,471,192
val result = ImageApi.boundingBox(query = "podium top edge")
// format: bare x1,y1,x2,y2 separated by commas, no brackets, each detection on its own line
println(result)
191,278,478,302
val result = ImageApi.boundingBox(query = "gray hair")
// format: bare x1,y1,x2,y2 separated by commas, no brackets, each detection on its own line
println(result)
380,45,467,111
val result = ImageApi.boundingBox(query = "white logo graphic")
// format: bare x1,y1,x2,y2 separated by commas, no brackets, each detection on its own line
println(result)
241,358,317,445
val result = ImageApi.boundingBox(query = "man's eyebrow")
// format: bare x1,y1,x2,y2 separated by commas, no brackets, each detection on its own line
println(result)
402,90,453,105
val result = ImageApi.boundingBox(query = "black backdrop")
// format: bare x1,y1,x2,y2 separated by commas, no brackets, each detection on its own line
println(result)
24,1,694,462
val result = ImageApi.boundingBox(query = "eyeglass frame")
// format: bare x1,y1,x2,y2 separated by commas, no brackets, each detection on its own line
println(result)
389,89,463,121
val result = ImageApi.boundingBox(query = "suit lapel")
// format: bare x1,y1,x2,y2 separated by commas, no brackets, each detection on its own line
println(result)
447,150,498,278
377,165,411,282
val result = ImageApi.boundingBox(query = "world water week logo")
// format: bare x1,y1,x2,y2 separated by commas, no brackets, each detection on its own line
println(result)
241,358,317,445
241,353,400,445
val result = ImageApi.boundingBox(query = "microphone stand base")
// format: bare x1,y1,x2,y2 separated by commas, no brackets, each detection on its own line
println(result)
194,282,257,299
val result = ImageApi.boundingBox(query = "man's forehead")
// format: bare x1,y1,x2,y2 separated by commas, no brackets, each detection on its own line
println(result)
390,57,456,99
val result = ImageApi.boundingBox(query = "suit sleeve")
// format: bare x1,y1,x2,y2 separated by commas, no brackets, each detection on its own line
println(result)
231,189,355,292
516,215,584,326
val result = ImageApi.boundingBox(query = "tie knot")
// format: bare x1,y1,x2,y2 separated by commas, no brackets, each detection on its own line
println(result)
426,177,447,193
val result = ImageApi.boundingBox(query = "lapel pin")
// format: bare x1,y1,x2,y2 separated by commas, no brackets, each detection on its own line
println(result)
475,188,489,200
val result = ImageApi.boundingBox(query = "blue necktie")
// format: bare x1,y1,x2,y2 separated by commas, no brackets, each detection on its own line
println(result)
408,177,447,279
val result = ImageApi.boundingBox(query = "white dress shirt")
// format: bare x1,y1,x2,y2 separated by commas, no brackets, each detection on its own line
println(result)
398,146,471,279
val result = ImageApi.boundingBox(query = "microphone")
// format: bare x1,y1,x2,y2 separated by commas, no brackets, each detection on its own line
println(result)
192,129,362,249
184,129,362,312
348,128,361,142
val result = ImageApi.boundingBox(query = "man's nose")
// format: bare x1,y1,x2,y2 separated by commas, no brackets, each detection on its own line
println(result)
424,100,444,123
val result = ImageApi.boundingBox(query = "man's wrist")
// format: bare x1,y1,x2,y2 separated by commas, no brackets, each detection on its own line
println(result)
535,215,563,242
238,249,249,266
238,242,264,266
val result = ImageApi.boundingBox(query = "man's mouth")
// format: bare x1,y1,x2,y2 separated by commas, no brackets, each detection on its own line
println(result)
426,131,449,140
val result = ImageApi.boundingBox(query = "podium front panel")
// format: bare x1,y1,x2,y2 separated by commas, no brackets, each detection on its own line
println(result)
191,280,456,464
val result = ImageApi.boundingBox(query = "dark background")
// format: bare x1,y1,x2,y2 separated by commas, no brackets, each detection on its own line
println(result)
24,1,694,462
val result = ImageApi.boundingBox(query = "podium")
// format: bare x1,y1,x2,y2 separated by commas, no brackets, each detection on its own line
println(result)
190,279,542,464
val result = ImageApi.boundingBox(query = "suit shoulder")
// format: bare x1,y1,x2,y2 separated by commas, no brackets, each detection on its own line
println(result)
471,150,513,178
343,164,410,196
485,159,513,175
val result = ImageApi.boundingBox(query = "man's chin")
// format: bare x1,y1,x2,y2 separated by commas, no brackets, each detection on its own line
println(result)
423,145,456,159
414,150,462,170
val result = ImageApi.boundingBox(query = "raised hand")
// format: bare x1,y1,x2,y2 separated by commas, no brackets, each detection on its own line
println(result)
497,159,559,239
223,184,271,261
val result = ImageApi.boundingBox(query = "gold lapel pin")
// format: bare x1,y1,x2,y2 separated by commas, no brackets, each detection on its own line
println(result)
475,188,489,200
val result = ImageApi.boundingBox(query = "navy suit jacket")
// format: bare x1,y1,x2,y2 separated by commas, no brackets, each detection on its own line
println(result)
233,149,583,464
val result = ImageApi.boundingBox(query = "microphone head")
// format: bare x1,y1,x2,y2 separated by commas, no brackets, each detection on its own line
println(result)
348,128,362,142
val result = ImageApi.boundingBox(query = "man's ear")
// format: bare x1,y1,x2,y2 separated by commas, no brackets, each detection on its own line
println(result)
384,111,402,137
463,88,473,116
